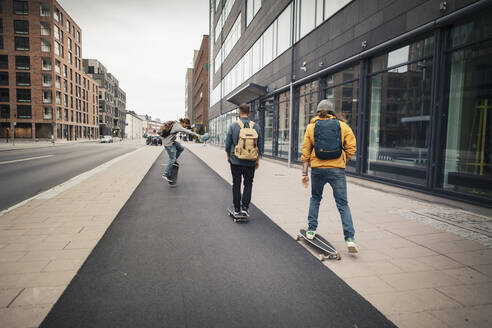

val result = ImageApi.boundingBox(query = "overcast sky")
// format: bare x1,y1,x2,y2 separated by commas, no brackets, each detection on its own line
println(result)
59,0,210,122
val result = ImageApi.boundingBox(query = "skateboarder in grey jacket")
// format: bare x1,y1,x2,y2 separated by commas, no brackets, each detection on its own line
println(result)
161,118,201,183
225,103,262,217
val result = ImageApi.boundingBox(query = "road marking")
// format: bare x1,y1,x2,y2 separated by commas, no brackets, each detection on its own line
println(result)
0,146,153,216
0,154,54,165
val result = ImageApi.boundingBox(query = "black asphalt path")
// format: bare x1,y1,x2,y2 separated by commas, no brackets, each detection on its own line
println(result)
0,142,142,211
40,149,395,328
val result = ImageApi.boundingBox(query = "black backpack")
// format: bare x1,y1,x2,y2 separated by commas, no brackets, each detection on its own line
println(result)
314,119,343,160
160,121,176,137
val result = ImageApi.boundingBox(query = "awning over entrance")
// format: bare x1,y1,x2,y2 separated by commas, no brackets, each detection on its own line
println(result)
227,83,267,105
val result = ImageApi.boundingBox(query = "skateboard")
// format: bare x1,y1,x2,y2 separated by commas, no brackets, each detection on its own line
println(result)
227,208,248,223
296,229,341,261
168,163,179,187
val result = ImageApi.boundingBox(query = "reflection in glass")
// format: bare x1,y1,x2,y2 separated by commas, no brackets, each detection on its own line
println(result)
367,56,433,185
264,102,274,156
278,91,290,159
443,39,492,200
298,81,318,159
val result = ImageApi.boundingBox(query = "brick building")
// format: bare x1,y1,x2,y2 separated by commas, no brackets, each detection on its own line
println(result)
192,35,209,133
184,67,193,120
0,0,99,141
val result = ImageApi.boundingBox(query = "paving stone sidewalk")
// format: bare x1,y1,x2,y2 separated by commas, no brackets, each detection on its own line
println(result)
0,145,162,328
186,143,492,328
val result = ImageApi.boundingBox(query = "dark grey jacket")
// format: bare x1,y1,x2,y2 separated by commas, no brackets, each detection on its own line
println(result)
225,118,263,167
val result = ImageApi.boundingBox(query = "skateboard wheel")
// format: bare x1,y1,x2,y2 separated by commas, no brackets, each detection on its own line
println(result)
318,254,324,261
295,235,300,241
337,254,342,260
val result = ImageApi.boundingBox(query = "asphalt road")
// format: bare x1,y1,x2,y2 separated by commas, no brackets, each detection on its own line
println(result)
40,149,395,328
0,142,145,211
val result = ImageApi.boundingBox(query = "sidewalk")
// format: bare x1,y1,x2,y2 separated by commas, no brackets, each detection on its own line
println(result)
185,143,492,328
0,145,162,328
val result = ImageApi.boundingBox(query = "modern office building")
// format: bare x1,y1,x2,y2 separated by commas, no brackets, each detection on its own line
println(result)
83,59,126,137
192,34,210,133
0,0,99,141
208,0,492,205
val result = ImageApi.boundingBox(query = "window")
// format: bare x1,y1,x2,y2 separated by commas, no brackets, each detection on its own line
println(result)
0,18,3,33
324,0,351,22
40,21,50,35
42,74,52,87
55,91,61,105
16,88,31,103
0,88,9,102
246,0,261,26
54,41,60,56
54,7,59,22
15,56,29,70
14,37,29,51
63,64,67,77
43,106,52,119
55,75,61,89
0,72,8,86
64,79,67,92
0,36,3,50
69,52,72,64
13,0,28,15
16,72,30,86
68,37,72,50
296,0,316,41
0,56,5,69
14,20,29,34
76,31,80,42
41,57,51,70
17,105,31,118
442,10,492,201
40,3,50,17
366,36,434,185
66,20,70,33
55,60,60,74
41,38,50,52
277,3,292,55
54,24,60,40
56,107,61,120
0,105,10,119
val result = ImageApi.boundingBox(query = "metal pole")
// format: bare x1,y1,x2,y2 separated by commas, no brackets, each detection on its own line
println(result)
288,82,293,168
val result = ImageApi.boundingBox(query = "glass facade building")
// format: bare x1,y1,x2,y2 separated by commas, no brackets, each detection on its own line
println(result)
209,0,492,206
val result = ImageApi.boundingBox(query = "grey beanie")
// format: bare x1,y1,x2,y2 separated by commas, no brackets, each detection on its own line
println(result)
316,99,334,113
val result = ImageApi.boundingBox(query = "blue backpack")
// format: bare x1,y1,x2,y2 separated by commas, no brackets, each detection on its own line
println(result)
314,119,343,160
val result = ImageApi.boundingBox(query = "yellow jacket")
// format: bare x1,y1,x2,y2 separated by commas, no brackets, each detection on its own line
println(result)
301,115,356,168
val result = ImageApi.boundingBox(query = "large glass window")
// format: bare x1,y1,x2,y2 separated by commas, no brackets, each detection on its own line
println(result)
15,56,29,70
17,105,31,119
16,88,31,103
296,0,316,40
0,55,7,69
367,36,434,185
14,37,29,51
277,3,292,56
324,0,351,21
263,98,275,156
0,88,9,102
442,10,492,201
16,72,30,86
298,81,319,159
278,91,290,159
0,72,8,86
13,20,28,34
13,0,28,15
246,0,261,26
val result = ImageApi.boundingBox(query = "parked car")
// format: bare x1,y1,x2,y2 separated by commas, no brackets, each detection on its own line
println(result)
100,135,113,143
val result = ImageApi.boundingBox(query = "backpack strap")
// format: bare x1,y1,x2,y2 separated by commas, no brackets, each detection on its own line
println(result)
236,119,245,129
248,121,254,128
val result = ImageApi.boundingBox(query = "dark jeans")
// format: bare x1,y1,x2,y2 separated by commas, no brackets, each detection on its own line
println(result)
308,167,355,241
230,164,255,211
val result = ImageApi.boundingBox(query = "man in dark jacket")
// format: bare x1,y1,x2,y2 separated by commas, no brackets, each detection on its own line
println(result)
225,103,262,217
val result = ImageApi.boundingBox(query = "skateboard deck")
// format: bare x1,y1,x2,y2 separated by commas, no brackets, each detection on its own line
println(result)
227,208,248,223
168,164,179,187
296,229,341,261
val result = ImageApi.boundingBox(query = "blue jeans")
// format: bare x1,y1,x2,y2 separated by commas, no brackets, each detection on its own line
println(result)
163,142,184,177
307,168,355,241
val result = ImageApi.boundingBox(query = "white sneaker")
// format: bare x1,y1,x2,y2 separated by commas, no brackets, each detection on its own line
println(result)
306,230,316,240
162,175,173,183
346,238,358,253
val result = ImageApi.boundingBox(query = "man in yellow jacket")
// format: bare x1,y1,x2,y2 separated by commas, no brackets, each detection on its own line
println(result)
301,99,358,253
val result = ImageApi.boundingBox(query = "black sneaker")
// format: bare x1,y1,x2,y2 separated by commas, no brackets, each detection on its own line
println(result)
241,208,249,217
174,161,179,166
